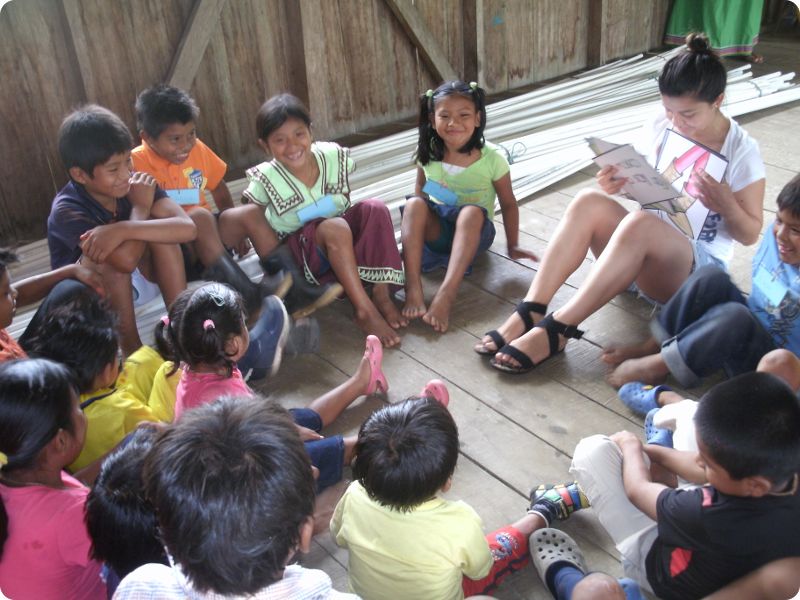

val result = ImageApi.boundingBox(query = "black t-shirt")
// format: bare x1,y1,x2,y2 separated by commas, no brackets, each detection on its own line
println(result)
646,481,800,600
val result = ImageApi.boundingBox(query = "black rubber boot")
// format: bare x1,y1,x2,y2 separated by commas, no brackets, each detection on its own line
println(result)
261,246,343,319
202,252,264,318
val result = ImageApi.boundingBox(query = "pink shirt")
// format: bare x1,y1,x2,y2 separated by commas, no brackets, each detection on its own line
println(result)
174,366,251,420
0,472,106,600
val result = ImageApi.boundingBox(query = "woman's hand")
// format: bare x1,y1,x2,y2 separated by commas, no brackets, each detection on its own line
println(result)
596,165,627,196
690,169,736,214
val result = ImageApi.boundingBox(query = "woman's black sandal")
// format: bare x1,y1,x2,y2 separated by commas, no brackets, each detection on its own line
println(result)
491,313,584,374
474,301,547,356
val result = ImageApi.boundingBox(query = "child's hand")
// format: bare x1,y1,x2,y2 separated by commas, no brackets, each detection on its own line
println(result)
610,430,642,452
690,170,735,213
80,224,126,263
128,171,157,212
508,245,539,262
68,263,105,296
296,424,323,441
597,165,627,196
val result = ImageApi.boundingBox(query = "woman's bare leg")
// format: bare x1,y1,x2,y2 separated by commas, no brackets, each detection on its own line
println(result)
424,205,484,333
494,210,695,368
316,218,401,347
476,190,628,352
401,197,440,320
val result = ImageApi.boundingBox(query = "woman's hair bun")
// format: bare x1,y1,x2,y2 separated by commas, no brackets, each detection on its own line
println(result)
685,32,712,55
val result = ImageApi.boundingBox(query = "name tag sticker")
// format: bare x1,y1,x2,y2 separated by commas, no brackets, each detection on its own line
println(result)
166,188,200,206
423,180,459,206
297,195,338,224
753,266,788,306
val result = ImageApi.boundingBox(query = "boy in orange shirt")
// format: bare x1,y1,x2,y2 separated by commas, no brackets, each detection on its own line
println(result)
132,84,280,318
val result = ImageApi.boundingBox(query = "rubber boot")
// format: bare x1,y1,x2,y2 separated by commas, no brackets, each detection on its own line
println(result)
261,245,343,319
202,252,264,319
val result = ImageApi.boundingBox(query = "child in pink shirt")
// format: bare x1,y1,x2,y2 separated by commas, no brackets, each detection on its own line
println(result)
0,359,106,599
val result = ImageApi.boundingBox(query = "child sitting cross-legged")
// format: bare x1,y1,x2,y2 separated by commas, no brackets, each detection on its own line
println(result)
570,372,800,600
113,396,357,599
331,389,590,599
158,281,389,491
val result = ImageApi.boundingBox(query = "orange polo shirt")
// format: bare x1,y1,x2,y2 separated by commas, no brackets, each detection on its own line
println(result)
132,139,227,211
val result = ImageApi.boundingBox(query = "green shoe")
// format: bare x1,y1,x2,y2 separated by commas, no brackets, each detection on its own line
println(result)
528,481,590,525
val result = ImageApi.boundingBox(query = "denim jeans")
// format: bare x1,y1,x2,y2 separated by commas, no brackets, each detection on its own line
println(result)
652,265,776,387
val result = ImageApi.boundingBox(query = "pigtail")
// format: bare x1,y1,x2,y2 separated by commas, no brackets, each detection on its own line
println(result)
415,89,442,166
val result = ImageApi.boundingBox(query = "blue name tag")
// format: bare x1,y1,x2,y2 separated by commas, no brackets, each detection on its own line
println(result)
297,195,338,224
753,265,788,306
423,180,459,206
165,188,200,206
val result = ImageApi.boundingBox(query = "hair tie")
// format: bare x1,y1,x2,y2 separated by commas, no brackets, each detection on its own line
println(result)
425,89,434,98
203,319,215,331
469,81,478,90
160,316,170,326
0,451,7,470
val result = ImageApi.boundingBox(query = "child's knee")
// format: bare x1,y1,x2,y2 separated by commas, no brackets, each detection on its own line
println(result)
457,205,484,226
316,217,351,245
573,573,626,600
570,435,621,479
189,207,217,230
758,349,800,391
403,196,429,218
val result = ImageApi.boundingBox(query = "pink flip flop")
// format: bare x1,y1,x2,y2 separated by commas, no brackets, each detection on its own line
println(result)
365,335,388,395
420,379,449,407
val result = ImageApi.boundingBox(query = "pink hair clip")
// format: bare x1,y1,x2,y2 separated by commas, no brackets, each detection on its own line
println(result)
203,319,215,331
160,316,170,326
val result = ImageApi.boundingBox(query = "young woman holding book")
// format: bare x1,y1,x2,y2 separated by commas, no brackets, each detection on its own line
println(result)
474,33,765,374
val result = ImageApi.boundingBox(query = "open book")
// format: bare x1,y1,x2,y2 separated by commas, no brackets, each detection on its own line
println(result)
588,131,728,239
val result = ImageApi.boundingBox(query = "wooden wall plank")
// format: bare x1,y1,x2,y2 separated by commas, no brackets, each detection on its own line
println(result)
166,0,227,90
384,0,458,81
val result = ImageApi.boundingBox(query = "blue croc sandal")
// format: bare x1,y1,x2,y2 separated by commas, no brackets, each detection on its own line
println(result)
618,382,671,416
644,407,673,448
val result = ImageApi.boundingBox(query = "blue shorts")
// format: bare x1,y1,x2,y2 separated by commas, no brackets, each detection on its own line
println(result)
410,199,496,275
290,408,345,492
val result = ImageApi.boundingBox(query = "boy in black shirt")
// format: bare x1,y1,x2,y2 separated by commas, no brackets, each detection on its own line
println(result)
570,372,800,599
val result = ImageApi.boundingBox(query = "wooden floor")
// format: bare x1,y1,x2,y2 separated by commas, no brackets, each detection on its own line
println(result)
5,31,799,599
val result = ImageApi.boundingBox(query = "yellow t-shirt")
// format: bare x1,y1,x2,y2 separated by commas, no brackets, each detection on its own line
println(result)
69,347,178,471
330,481,493,600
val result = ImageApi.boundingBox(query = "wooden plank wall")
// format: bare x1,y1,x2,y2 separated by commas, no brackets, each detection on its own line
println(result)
0,0,670,245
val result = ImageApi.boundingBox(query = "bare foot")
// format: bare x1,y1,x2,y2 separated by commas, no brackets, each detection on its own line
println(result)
402,283,427,320
355,306,401,348
373,284,408,329
474,303,545,354
744,53,764,64
606,354,669,388
493,326,564,368
601,337,660,367
423,288,455,333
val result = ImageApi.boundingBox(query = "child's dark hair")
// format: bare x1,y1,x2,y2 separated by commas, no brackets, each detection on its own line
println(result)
24,295,119,393
255,93,312,141
135,84,200,139
696,372,800,484
658,33,727,103
156,283,245,377
86,426,166,581
415,80,486,166
58,104,133,176
144,396,315,595
0,359,78,558
352,396,459,512
0,249,18,279
776,173,800,219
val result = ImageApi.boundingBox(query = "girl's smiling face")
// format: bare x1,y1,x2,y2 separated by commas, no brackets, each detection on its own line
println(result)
431,94,481,152
260,117,313,172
